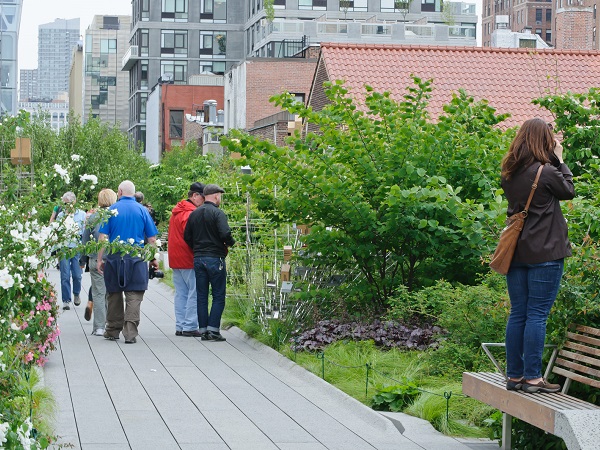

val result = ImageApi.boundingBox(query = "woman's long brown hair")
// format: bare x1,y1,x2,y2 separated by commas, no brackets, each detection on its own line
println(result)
501,118,555,180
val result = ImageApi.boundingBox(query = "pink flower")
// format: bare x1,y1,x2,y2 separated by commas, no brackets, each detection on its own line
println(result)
36,356,48,367
20,322,28,330
25,352,34,362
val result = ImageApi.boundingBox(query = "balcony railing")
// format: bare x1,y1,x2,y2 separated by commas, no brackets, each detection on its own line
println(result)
405,25,434,37
121,45,139,71
449,26,477,38
361,24,392,35
255,19,477,54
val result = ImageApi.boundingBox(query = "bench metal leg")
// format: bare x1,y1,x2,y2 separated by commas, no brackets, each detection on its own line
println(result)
502,413,512,450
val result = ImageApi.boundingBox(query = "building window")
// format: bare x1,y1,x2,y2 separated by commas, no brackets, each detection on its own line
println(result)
519,38,536,48
201,0,227,23
141,60,149,88
298,0,327,10
161,60,188,82
339,0,367,11
273,0,286,8
170,110,183,138
140,30,149,57
161,30,188,56
101,39,117,54
421,0,442,12
546,8,551,22
535,28,542,35
200,31,227,58
200,61,226,75
535,8,542,23
162,0,188,21
381,0,409,12
142,0,150,20
545,30,552,42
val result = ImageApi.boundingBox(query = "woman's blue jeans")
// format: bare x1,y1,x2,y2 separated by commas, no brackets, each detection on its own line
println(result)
194,257,227,333
59,254,82,302
505,259,564,379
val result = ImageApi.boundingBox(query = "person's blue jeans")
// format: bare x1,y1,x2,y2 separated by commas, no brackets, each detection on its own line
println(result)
194,256,227,333
505,259,564,380
173,268,199,332
59,254,82,302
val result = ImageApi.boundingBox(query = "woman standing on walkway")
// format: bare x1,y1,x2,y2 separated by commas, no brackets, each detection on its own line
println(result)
82,188,118,336
501,118,575,393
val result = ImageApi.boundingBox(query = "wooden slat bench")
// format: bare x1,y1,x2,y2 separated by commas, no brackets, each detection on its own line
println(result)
463,325,600,450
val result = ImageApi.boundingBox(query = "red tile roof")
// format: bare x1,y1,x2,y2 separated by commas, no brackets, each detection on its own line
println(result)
317,43,600,128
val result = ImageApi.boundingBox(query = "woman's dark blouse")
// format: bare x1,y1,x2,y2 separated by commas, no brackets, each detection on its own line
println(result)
501,162,575,264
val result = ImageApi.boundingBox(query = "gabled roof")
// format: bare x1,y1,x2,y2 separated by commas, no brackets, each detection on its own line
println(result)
315,43,600,128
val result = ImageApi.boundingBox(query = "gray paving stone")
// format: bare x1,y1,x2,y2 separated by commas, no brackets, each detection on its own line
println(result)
118,409,179,449
43,269,479,449
276,444,329,450
202,409,279,449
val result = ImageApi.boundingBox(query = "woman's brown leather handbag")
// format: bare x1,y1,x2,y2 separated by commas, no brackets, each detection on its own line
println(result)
490,165,544,275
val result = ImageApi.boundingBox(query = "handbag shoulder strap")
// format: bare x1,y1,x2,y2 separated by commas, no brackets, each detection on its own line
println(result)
523,165,544,213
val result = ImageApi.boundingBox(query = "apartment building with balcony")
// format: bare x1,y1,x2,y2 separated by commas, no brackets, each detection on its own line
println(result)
123,0,477,152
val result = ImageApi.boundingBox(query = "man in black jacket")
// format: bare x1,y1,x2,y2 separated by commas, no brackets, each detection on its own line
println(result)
183,184,235,341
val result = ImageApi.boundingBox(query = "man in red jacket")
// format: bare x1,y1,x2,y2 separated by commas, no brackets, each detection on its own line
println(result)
168,182,205,336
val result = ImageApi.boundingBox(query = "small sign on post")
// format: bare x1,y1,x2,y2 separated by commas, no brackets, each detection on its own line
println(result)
10,137,32,165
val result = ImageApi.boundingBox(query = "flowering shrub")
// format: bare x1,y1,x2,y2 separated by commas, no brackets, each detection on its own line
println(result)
0,166,161,448
0,197,65,449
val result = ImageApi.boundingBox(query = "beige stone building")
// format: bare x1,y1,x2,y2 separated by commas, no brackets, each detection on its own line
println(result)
83,15,130,132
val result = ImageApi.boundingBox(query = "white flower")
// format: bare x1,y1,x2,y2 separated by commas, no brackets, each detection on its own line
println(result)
156,239,162,247
80,173,98,185
154,252,160,261
127,238,135,244
111,209,119,216
25,255,40,269
0,269,14,289
71,154,81,161
0,421,9,444
10,322,19,331
53,164,70,184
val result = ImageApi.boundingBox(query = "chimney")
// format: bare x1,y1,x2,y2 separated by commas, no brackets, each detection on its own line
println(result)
203,100,217,123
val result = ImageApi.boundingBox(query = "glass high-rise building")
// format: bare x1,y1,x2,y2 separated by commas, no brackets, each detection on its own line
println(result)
37,18,80,101
0,0,23,116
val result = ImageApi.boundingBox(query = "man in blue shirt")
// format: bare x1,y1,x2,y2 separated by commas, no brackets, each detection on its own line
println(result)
97,180,158,344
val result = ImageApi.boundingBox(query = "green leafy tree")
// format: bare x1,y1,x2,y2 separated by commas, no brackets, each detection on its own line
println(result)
224,78,512,311
394,0,413,22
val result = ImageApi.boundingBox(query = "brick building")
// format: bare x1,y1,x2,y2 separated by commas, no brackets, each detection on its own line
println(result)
225,57,317,144
145,74,224,163
482,0,553,47
555,3,595,49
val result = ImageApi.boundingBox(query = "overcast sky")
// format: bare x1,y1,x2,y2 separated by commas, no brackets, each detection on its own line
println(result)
18,0,131,70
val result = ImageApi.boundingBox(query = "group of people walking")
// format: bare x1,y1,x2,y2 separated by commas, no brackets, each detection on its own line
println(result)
54,179,234,344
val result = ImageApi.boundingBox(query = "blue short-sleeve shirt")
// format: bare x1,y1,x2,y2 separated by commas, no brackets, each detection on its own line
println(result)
99,196,158,244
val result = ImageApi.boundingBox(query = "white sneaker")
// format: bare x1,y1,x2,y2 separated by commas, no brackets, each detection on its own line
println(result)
92,328,105,336
74,295,81,306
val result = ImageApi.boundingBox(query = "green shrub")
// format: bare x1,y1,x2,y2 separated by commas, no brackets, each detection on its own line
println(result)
388,278,508,375
371,382,420,412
